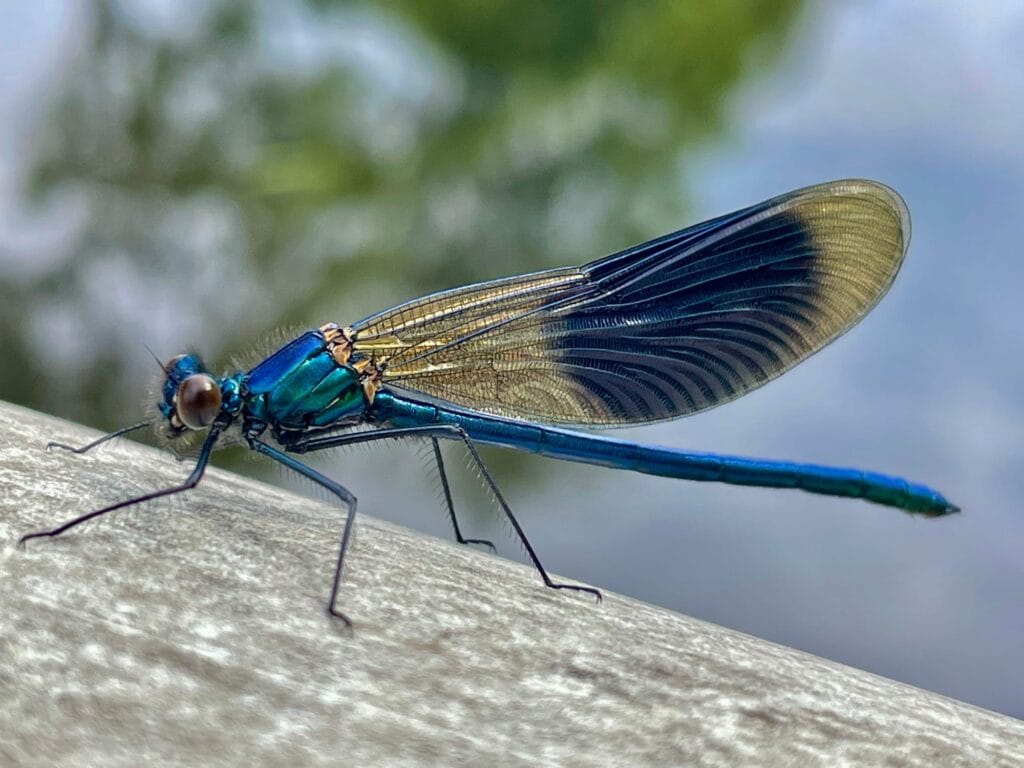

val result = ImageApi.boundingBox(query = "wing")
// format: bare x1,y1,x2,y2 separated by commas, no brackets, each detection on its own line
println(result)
351,179,910,426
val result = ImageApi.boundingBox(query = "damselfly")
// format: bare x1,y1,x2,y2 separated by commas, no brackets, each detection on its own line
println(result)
20,180,957,627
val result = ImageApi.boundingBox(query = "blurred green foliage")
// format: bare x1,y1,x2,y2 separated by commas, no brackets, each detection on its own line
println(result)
2,0,803,479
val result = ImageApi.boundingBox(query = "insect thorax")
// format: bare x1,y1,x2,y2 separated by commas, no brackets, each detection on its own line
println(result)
242,327,374,436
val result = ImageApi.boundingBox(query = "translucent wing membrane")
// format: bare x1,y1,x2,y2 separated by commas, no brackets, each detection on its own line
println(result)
351,180,910,426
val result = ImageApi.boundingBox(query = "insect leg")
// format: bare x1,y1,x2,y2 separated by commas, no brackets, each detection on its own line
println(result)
429,436,496,550
290,425,602,603
19,425,221,546
248,439,357,630
46,418,155,455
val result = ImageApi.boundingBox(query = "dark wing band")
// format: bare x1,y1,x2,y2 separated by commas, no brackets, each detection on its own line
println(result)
351,179,909,426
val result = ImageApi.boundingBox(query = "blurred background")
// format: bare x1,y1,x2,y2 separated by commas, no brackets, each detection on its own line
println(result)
2,1,1021,718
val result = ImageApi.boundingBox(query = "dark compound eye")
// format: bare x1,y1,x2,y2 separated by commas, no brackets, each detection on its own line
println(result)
175,374,221,429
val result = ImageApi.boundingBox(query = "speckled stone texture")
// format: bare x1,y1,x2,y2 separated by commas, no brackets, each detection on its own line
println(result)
1,400,1021,767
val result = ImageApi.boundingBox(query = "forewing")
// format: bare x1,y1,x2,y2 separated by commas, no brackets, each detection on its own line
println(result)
351,179,910,426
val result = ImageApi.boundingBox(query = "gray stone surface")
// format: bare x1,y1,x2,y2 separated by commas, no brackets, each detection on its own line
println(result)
1,399,1021,767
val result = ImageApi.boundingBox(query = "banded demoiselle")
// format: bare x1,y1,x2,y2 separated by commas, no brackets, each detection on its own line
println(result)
20,179,958,627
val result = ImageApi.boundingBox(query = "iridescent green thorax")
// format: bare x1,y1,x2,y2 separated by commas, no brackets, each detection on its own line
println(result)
242,327,372,436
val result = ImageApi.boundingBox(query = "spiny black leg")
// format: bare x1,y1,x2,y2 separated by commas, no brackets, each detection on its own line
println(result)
249,439,357,631
453,431,602,603
20,426,221,547
289,425,602,603
46,418,155,455
431,437,496,552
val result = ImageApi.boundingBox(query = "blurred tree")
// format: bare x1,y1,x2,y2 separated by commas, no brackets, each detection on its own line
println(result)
2,0,803,474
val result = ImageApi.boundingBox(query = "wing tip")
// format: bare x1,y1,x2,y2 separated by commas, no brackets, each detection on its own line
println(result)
808,178,911,254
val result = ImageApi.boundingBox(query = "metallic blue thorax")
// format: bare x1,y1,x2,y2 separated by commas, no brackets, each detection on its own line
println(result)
243,330,368,434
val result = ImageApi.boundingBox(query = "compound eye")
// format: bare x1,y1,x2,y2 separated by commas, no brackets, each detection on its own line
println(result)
175,374,221,429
